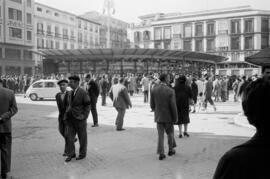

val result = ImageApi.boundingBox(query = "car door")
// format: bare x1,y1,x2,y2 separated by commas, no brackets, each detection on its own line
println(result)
44,81,59,98
31,81,45,98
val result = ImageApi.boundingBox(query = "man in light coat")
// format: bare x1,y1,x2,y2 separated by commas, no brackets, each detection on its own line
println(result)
0,79,18,179
109,77,132,131
150,74,178,160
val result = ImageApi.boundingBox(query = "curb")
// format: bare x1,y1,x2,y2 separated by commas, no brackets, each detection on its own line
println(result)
233,113,255,130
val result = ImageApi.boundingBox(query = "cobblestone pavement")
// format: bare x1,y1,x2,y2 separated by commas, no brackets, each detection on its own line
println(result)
6,95,255,179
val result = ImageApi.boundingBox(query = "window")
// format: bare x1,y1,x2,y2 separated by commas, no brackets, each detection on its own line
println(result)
183,40,192,51
261,35,269,49
71,44,75,49
24,50,32,59
37,38,44,48
63,28,68,39
143,31,151,41
231,36,240,50
78,20,82,28
164,41,171,49
37,23,43,32
33,82,43,88
154,41,162,49
244,19,253,33
10,0,22,3
195,23,203,36
78,32,82,42
134,31,141,42
55,26,60,37
47,25,51,34
207,23,215,36
27,0,31,7
231,20,241,34
8,8,22,21
26,13,32,24
173,41,180,49
207,39,215,51
9,27,22,39
89,24,93,32
44,82,55,88
5,48,20,58
63,43,68,49
164,27,172,39
261,19,269,32
184,24,192,38
154,27,162,40
27,31,32,40
46,10,51,14
244,36,253,49
84,21,87,30
70,17,74,21
54,12,59,17
195,39,203,51
37,7,42,12
55,41,60,49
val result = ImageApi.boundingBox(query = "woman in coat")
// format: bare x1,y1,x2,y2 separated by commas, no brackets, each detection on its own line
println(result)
174,75,193,138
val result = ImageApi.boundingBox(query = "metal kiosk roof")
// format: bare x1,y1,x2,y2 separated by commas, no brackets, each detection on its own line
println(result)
38,48,227,64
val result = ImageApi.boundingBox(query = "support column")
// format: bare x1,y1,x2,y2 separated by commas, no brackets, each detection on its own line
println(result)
120,59,124,77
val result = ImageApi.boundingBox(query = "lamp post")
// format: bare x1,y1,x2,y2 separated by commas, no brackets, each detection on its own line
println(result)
103,0,115,48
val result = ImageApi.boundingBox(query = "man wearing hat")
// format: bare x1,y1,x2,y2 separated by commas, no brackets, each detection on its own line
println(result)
65,76,91,162
0,79,18,179
55,79,70,157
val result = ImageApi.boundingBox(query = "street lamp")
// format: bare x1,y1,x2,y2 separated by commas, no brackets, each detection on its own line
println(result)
103,0,115,48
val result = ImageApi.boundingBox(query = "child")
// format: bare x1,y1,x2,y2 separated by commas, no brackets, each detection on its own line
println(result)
197,92,205,112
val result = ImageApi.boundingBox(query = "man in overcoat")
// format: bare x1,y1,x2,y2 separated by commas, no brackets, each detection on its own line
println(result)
0,79,18,179
150,74,178,160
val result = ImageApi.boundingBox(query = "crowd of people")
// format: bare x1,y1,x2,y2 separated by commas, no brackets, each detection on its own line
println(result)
0,69,269,178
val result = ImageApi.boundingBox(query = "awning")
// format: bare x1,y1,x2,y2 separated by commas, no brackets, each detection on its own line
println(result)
245,47,270,66
36,48,227,64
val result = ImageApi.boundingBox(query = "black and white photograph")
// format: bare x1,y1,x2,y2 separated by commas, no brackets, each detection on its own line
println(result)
0,0,270,178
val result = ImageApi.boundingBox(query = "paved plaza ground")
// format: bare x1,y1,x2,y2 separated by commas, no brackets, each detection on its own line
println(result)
4,94,255,179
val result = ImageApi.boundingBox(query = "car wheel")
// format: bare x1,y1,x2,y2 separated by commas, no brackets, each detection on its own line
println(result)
29,93,38,101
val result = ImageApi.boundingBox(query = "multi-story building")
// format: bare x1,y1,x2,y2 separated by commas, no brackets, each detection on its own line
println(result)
81,11,130,48
0,0,35,75
129,6,270,77
34,3,101,50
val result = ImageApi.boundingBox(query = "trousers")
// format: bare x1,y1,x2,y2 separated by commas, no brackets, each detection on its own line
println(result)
156,123,176,154
90,103,98,125
0,133,12,174
66,119,87,157
58,120,68,154
115,108,126,130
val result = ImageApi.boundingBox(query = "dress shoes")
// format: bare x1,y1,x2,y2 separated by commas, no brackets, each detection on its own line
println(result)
65,154,76,162
183,132,190,137
179,134,183,138
116,128,126,131
159,154,166,160
168,150,176,156
76,156,86,160
91,124,99,127
62,153,67,157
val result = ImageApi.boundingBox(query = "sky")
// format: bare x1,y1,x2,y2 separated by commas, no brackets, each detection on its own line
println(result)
36,0,270,23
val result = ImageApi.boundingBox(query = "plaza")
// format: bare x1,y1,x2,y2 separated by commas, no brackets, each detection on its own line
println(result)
8,94,254,179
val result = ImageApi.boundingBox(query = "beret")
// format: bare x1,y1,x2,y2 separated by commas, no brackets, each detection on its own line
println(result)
57,79,69,85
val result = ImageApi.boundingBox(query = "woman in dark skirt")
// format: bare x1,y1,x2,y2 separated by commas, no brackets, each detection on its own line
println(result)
174,75,193,138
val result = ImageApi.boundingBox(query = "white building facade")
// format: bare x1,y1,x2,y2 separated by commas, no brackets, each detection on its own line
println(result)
129,6,270,77
0,0,35,75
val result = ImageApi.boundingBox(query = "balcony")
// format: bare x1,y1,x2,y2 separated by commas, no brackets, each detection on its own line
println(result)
63,35,69,40
70,36,76,41
37,30,44,35
55,33,62,38
46,31,53,37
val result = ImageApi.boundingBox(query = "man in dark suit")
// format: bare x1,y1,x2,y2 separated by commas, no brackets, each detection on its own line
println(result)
150,74,178,160
0,79,18,179
65,76,91,162
99,75,108,106
85,74,100,127
55,79,70,156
